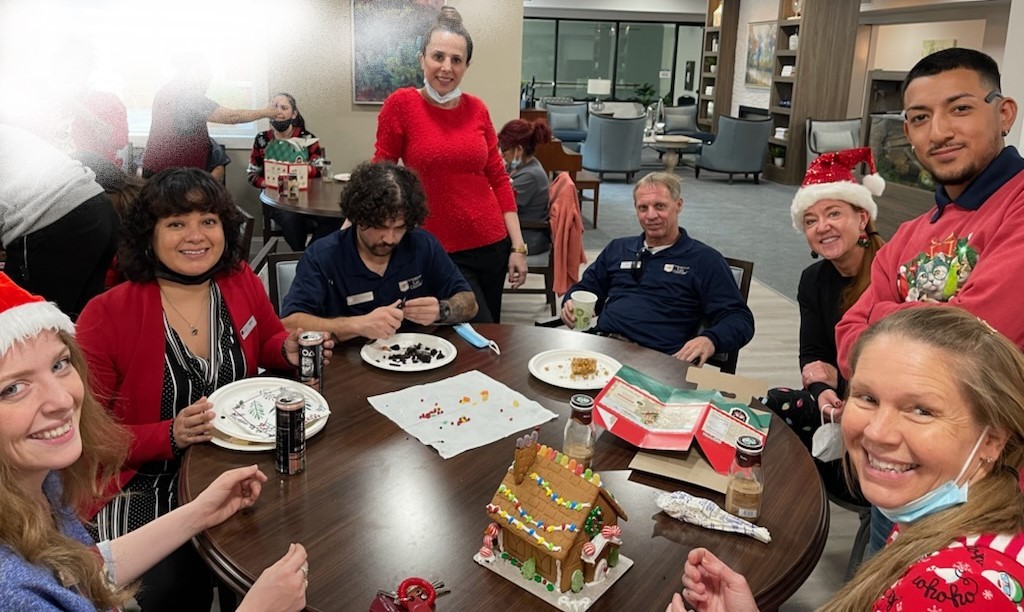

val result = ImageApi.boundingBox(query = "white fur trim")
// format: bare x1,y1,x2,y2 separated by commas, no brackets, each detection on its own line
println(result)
0,301,74,357
862,172,886,197
790,181,878,231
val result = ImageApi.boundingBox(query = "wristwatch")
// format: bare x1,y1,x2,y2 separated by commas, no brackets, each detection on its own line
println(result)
511,244,528,255
436,300,451,324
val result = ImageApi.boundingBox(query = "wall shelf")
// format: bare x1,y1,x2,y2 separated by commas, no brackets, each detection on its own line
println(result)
697,0,740,134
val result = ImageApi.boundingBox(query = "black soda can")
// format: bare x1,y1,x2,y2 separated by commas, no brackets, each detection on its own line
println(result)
277,173,288,193
298,331,324,391
275,391,305,475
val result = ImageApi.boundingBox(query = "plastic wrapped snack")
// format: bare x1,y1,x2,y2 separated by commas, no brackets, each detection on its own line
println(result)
655,491,772,544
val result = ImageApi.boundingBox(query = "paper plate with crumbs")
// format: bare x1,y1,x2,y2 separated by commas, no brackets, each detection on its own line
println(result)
360,333,457,372
528,349,622,390
208,377,330,450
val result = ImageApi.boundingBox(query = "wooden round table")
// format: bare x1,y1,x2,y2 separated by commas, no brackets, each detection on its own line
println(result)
180,324,827,611
260,178,346,218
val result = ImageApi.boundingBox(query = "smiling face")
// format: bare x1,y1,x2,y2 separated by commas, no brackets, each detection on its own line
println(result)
634,183,682,247
151,209,225,277
842,335,1005,512
419,30,469,96
802,199,868,273
0,331,84,495
902,68,1017,200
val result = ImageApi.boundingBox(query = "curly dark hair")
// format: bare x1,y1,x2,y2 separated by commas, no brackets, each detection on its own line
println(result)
340,161,429,228
118,167,245,282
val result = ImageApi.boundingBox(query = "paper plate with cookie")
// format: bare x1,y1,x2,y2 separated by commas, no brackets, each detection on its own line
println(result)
528,349,622,390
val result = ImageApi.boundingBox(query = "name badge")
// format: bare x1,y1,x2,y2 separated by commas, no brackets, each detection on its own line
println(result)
240,315,257,340
347,291,374,306
663,264,690,275
398,275,423,292
619,261,637,270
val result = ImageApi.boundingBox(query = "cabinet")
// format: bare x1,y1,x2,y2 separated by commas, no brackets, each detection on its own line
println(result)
763,0,860,184
697,0,740,133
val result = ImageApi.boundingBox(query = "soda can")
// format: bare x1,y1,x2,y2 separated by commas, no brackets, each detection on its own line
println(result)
298,331,324,391
277,173,288,192
275,391,305,475
287,173,299,199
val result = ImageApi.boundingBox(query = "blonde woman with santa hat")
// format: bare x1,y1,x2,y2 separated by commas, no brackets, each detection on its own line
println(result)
764,147,885,506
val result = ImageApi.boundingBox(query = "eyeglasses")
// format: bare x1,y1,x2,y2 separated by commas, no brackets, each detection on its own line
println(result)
631,247,652,281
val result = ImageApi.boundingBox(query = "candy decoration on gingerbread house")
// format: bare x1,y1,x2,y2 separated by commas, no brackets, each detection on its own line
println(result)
479,431,628,594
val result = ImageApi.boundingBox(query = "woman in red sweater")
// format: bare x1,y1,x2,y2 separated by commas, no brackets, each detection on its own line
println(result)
373,8,527,323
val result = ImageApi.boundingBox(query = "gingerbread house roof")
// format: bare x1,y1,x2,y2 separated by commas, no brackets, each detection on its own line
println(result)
486,443,627,563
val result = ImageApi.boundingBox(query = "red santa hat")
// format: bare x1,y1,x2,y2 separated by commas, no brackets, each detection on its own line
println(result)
790,147,885,230
0,273,74,358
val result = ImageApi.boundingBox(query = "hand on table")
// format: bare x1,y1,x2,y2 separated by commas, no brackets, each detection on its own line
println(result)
173,397,214,448
801,360,839,389
673,547,758,612
673,336,716,366
192,464,268,531
402,296,440,326
816,388,844,421
560,299,576,328
239,543,308,612
508,253,528,289
359,301,404,340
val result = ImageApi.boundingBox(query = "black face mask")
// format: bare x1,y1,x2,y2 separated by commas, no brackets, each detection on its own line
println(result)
154,260,226,285
271,118,293,133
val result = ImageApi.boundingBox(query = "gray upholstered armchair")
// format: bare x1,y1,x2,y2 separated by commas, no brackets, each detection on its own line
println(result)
580,114,645,182
805,118,862,168
693,116,772,184
546,102,589,152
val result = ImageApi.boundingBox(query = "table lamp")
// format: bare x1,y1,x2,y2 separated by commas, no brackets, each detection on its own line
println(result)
587,78,611,111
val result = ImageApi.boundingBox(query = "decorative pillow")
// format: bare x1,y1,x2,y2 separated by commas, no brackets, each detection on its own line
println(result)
664,113,696,133
812,130,856,153
549,112,580,132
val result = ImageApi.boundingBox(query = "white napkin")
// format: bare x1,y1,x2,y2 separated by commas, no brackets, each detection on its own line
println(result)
368,370,557,459
226,385,330,440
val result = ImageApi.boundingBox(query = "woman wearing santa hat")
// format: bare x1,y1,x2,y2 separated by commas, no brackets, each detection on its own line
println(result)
765,147,885,505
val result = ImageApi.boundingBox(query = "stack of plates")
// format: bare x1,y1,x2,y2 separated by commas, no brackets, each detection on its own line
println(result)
208,377,330,451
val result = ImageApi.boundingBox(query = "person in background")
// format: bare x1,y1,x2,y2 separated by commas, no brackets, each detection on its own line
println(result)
498,118,554,256
374,7,528,323
764,147,885,505
670,307,1024,611
75,168,330,610
0,125,118,320
0,272,307,611
207,137,231,184
247,92,336,250
142,53,276,177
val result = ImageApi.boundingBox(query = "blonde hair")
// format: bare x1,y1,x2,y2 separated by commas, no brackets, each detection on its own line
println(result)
0,331,134,608
824,307,1024,611
633,171,682,201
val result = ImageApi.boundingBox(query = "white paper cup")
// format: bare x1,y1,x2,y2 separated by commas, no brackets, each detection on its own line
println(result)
570,290,598,331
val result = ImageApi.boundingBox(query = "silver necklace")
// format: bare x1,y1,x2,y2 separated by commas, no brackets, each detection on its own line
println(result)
160,286,208,337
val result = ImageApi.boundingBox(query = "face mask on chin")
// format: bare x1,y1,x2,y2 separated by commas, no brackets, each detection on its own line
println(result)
423,79,462,105
505,156,521,173
270,118,293,133
876,426,989,524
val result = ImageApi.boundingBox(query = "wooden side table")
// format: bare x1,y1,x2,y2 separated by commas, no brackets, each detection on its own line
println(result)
575,170,601,229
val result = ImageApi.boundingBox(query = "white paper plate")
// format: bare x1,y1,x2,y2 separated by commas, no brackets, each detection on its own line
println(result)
528,349,622,390
209,377,330,443
333,173,351,181
360,333,457,372
210,416,328,452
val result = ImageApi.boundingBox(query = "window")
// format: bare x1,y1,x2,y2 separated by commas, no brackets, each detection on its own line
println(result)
522,20,556,99
616,23,675,103
556,21,615,100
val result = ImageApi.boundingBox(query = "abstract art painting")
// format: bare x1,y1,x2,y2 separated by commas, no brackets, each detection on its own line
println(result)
745,21,777,88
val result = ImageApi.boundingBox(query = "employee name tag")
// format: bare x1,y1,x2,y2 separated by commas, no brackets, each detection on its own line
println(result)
240,315,257,340
619,260,638,270
347,291,374,306
663,264,690,275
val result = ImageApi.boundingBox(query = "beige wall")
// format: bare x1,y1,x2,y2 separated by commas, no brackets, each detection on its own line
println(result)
228,0,525,224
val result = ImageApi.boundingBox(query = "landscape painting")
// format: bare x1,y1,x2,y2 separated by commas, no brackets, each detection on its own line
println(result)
352,0,444,103
745,21,777,88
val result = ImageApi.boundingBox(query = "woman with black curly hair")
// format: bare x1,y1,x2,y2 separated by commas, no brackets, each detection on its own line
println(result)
74,168,328,610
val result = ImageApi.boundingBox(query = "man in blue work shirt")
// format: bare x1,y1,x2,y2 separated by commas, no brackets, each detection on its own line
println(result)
281,161,477,340
561,172,754,364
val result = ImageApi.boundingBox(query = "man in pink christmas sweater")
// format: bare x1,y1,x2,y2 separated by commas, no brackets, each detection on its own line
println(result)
837,48,1024,374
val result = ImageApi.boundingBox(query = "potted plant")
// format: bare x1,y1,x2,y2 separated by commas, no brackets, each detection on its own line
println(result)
634,83,658,109
768,144,786,167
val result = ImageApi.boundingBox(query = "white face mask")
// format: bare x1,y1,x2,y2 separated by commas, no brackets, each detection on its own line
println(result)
423,79,462,105
812,405,844,462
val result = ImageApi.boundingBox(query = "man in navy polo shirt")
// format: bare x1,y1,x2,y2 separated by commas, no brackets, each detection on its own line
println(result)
561,171,754,364
281,161,477,341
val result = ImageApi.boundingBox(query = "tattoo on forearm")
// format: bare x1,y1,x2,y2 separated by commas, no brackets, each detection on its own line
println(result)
446,292,476,324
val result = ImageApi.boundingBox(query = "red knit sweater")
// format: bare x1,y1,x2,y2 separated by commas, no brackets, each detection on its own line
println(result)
373,87,516,253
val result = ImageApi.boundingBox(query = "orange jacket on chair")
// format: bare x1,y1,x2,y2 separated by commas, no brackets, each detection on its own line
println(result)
549,172,587,295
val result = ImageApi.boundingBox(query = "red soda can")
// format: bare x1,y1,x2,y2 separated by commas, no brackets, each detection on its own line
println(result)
298,331,324,391
275,391,305,475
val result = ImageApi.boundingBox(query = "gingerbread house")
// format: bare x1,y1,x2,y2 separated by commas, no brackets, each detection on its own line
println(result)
481,434,627,593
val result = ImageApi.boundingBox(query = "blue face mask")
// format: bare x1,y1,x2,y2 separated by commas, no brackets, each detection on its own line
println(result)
506,156,521,172
877,427,988,524
423,79,462,105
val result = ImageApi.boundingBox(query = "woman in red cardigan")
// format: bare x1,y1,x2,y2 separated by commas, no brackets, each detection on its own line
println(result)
75,168,322,611
373,7,528,323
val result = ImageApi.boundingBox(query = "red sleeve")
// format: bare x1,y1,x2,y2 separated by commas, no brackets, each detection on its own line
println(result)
373,92,406,163
480,104,517,214
304,130,322,178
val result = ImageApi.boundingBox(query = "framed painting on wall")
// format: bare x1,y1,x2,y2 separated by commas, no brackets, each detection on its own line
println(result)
351,0,444,104
745,21,776,88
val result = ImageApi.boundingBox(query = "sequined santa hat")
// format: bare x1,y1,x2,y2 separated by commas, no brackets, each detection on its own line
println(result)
790,147,885,230
0,272,74,357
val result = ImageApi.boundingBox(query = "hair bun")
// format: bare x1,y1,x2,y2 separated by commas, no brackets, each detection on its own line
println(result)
437,6,462,26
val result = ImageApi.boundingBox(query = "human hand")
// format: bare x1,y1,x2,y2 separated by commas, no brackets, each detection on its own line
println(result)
673,336,716,366
679,548,758,612
560,299,576,328
238,543,308,612
172,397,215,449
817,388,844,421
283,328,335,369
359,301,404,340
191,464,268,531
508,253,528,289
402,296,440,326
801,360,839,388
